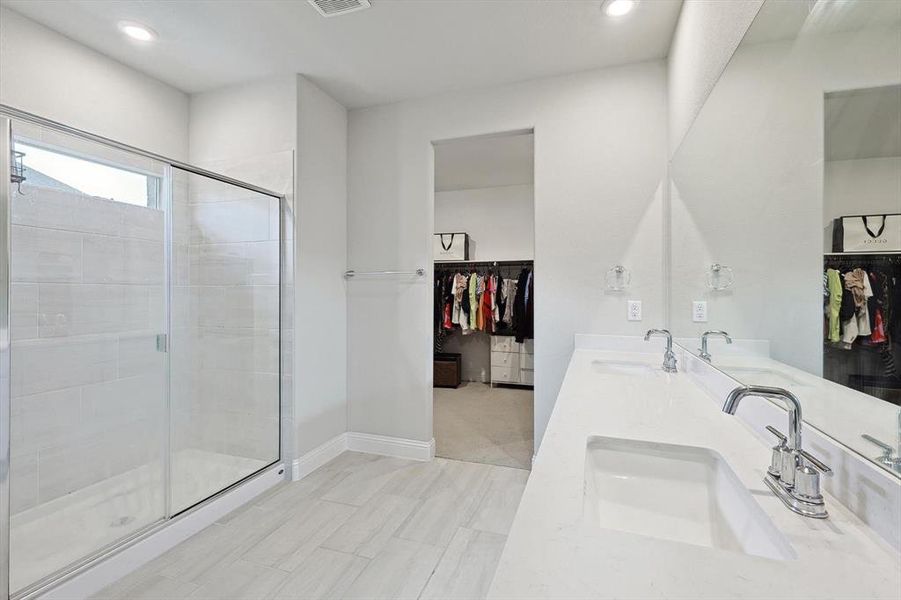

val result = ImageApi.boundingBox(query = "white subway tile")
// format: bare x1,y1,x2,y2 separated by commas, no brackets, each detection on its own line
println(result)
83,235,164,284
10,283,38,341
190,199,271,244
9,452,38,514
13,186,164,241
197,328,279,374
11,335,118,396
38,284,157,337
11,225,83,283
196,286,279,329
81,375,165,432
10,387,82,454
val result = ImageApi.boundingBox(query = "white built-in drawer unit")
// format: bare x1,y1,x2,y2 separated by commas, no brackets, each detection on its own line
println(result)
490,335,533,387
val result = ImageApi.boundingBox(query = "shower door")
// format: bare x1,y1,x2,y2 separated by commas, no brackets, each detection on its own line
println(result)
5,119,169,595
168,167,280,514
0,112,283,599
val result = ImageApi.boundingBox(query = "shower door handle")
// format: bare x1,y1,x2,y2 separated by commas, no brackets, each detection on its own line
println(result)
156,333,168,353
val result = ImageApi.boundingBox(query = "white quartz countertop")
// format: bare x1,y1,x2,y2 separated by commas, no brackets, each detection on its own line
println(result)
487,348,901,599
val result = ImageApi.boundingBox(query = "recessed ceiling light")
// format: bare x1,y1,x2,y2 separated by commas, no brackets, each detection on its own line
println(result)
603,0,636,17
118,21,157,42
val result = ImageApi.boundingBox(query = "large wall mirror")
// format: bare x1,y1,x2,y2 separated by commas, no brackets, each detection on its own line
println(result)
669,0,901,476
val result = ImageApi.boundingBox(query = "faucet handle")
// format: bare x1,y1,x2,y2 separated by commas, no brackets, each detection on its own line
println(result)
862,434,895,459
765,425,787,444
797,448,832,476
765,425,791,479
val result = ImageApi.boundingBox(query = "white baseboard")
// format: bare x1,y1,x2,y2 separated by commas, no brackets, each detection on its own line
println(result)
291,432,435,481
40,464,285,600
346,432,435,461
292,433,349,480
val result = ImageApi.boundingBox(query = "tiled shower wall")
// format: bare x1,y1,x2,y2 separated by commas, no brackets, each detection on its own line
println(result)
9,183,166,515
171,156,286,480
9,156,288,517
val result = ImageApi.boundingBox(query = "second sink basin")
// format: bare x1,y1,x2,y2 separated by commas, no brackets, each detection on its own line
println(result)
591,360,658,377
584,436,796,561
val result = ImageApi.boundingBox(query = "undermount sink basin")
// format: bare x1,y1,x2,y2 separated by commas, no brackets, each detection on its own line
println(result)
583,436,796,561
591,360,659,377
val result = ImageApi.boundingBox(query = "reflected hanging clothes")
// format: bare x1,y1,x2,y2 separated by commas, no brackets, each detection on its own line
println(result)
826,269,842,343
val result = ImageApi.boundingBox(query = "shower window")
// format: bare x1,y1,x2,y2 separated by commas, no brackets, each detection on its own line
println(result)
14,141,160,208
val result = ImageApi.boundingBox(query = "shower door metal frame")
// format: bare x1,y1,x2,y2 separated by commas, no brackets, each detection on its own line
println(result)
0,105,287,600
1,116,13,600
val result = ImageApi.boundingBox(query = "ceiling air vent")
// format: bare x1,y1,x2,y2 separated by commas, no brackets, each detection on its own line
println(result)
308,0,371,17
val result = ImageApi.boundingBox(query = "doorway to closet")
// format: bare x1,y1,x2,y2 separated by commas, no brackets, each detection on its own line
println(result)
432,131,535,471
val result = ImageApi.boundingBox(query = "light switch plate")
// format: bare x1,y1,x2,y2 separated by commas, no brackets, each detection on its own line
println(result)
628,300,642,321
692,301,708,322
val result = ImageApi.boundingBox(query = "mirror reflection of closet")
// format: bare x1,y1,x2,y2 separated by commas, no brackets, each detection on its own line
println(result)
823,86,901,407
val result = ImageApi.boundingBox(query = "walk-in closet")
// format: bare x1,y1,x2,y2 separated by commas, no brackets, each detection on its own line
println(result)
432,132,535,470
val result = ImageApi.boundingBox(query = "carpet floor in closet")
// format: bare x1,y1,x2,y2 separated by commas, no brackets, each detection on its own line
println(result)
433,382,534,470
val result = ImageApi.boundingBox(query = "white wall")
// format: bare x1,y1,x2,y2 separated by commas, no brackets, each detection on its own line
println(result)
348,62,667,449
667,0,764,156
824,157,901,248
294,75,348,457
669,28,901,375
189,76,297,164
0,7,189,160
434,184,534,261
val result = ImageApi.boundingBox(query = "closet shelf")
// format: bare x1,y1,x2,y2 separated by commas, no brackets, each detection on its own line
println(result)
824,252,901,256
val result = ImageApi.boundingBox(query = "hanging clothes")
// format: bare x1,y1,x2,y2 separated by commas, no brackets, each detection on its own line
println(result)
468,272,478,331
513,268,534,343
826,269,842,343
451,273,466,325
433,262,534,344
503,279,517,325
481,274,494,335
495,273,507,329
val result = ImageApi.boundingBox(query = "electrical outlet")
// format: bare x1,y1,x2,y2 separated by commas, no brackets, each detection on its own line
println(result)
692,301,708,323
627,300,642,321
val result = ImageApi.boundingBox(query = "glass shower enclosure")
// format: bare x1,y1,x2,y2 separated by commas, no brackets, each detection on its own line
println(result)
0,109,285,599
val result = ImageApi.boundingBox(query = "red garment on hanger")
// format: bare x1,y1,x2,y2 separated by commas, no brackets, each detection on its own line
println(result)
871,308,887,343
443,303,453,330
481,276,494,334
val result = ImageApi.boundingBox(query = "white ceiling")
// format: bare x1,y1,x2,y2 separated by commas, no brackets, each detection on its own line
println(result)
434,132,534,192
0,0,683,109
826,86,901,161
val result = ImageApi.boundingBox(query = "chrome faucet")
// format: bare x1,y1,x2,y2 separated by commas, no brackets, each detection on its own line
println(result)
723,385,832,519
644,329,677,373
699,330,732,362
861,410,901,473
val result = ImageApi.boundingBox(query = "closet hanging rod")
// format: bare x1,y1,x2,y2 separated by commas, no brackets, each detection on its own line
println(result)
344,268,425,279
435,259,534,267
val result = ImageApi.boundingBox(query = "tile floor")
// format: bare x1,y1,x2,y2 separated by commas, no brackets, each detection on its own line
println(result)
93,452,529,600
433,382,533,470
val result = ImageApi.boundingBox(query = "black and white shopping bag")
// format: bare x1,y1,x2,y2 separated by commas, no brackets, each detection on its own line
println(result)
833,214,901,253
433,232,470,261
